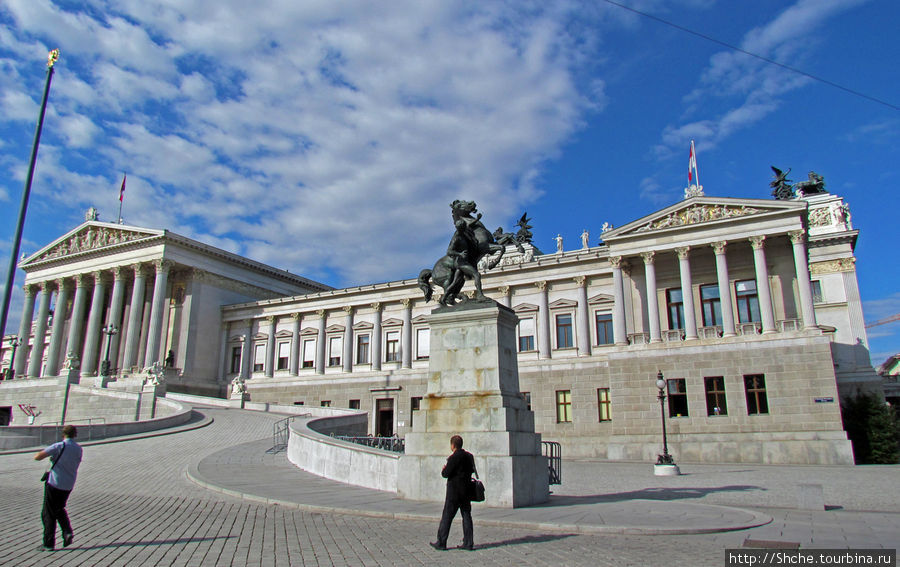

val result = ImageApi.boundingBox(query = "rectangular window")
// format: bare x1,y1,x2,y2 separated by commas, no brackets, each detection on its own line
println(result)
385,331,400,362
735,279,760,324
253,343,265,372
328,336,342,366
276,342,290,370
811,280,824,303
356,334,370,364
518,317,535,352
595,313,613,345
230,346,241,373
522,392,531,411
410,396,422,427
744,374,769,415
597,388,611,422
667,379,689,417
302,339,315,368
700,284,722,327
556,390,572,423
293,401,304,406
555,314,573,349
416,328,430,360
704,376,728,416
320,400,331,407
666,288,685,330
348,399,360,410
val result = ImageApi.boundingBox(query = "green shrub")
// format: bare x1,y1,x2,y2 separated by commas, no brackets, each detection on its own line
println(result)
841,391,900,464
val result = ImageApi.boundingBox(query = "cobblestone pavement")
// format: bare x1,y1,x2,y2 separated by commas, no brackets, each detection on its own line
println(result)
0,407,897,566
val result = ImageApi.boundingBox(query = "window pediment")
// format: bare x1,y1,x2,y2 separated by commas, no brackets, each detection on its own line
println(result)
382,318,403,327
513,303,539,313
549,298,577,309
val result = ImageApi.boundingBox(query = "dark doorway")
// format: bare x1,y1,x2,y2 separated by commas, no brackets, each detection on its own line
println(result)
376,398,394,437
0,407,12,426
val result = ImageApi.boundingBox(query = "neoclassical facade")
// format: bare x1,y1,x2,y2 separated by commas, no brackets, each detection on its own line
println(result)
1,189,878,464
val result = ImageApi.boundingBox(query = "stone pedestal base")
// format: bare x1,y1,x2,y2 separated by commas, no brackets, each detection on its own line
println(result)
654,464,681,476
398,301,549,508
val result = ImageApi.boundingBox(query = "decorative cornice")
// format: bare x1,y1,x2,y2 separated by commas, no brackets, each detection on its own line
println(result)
635,204,762,233
809,258,856,275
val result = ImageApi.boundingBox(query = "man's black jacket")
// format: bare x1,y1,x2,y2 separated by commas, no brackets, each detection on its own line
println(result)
441,448,475,501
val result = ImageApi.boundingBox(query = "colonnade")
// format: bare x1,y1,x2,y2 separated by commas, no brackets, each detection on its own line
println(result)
608,231,817,345
12,260,174,378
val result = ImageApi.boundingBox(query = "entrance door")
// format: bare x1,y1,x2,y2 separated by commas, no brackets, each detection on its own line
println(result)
375,398,394,437
0,407,11,426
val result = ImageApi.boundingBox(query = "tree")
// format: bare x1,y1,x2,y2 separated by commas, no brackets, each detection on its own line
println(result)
841,391,900,465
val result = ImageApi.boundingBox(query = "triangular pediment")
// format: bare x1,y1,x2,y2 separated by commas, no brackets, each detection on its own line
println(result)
275,329,293,339
21,221,164,267
353,321,374,331
605,197,806,240
382,318,403,327
300,326,318,336
411,314,429,324
588,293,615,305
549,298,577,309
513,303,539,313
325,324,345,333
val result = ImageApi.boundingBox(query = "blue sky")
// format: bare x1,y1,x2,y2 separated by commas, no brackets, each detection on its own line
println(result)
1,0,898,364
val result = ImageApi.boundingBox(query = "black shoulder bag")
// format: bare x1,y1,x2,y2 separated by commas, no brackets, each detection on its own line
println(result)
41,442,66,483
470,460,485,502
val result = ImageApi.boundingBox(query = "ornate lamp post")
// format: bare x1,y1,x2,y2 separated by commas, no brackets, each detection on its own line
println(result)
7,336,23,380
101,324,119,378
654,370,680,475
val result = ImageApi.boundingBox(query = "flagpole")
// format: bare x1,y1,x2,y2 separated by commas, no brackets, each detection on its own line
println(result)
117,173,126,224
691,140,700,188
0,49,59,342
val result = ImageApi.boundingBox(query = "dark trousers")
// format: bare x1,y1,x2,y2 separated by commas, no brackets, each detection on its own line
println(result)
436,494,473,548
41,483,73,548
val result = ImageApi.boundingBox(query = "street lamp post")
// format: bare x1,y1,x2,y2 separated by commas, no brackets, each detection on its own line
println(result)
101,324,119,378
7,336,23,380
654,370,680,475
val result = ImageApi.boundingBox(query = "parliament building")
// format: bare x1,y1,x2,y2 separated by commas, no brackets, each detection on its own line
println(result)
1,186,877,465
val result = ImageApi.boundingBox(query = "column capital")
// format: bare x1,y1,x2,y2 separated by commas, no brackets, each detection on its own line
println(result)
675,246,690,260
534,280,548,292
153,259,173,273
316,309,327,319
640,251,656,264
609,255,623,269
497,285,511,297
710,241,727,255
400,298,413,309
75,273,91,287
22,283,37,297
265,315,276,325
573,276,586,287
342,305,354,314
36,280,52,292
290,312,302,321
749,235,766,250
111,266,127,281
55,277,71,291
789,230,806,244
370,302,382,312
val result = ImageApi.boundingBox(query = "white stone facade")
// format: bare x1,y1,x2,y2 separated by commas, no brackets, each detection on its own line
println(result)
1,193,877,464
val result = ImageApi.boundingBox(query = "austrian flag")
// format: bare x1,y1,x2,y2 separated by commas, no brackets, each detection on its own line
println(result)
119,173,126,202
688,141,699,185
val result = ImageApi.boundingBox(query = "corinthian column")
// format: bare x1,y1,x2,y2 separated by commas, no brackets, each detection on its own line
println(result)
574,276,591,356
316,309,326,375
342,305,354,372
26,283,53,377
790,230,818,329
750,236,777,334
13,284,37,376
144,260,172,366
371,303,383,371
642,251,662,343
104,266,128,373
676,247,698,340
64,274,91,366
45,280,70,376
610,256,628,346
81,272,108,376
122,264,147,369
289,313,301,376
264,316,276,378
711,241,736,337
536,280,551,358
401,298,412,369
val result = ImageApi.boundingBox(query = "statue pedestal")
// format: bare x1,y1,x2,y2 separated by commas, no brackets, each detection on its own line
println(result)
398,302,549,508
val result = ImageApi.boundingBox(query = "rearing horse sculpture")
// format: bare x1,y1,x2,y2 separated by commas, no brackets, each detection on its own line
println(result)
418,200,522,307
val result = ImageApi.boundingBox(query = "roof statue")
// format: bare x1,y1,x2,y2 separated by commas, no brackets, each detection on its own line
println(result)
515,212,534,244
794,171,827,196
770,166,794,200
418,200,523,307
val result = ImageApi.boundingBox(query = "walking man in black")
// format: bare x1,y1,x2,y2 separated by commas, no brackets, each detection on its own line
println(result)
430,434,475,551
35,424,83,551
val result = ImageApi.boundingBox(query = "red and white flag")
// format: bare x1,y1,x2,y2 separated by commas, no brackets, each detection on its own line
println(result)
688,140,699,185
118,173,126,202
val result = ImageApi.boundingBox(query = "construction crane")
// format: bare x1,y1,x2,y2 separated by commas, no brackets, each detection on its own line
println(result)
866,313,900,329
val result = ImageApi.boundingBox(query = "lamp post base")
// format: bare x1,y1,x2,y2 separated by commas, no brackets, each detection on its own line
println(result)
653,463,681,476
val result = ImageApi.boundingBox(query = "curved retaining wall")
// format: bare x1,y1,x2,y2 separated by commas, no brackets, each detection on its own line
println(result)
287,411,400,493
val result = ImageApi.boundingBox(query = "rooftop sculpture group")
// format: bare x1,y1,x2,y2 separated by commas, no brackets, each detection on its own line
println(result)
418,201,526,307
770,166,827,200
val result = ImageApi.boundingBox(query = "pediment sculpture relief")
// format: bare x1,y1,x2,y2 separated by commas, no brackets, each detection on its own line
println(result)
33,226,154,261
635,204,761,233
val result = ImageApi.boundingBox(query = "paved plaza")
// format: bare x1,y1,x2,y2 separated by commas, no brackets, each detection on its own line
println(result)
0,406,897,566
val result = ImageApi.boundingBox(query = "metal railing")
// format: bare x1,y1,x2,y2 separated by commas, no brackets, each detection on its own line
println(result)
38,418,107,445
332,434,405,453
542,441,562,485
267,415,298,454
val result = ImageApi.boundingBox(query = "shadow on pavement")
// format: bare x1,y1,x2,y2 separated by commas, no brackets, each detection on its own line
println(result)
472,533,578,550
72,535,236,550
539,485,765,506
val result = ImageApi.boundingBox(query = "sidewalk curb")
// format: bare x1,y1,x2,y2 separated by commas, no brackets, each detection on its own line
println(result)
186,458,773,536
